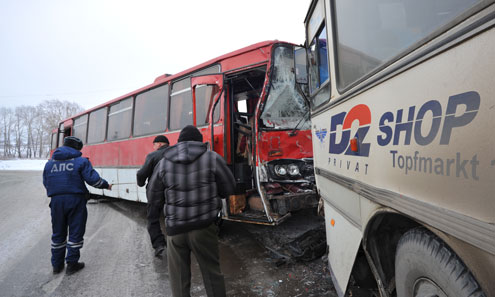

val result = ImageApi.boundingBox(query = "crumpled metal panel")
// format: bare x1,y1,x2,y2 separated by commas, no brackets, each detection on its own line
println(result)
258,130,313,162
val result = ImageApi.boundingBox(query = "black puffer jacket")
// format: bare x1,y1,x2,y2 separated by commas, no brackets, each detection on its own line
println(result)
147,141,235,236
136,145,168,187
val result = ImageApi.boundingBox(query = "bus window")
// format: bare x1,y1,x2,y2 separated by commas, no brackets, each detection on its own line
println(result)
73,114,88,144
307,0,331,108
107,97,133,141
261,46,309,130
87,108,107,144
170,78,193,130
308,39,319,94
294,46,308,85
133,84,168,136
195,84,220,126
309,26,329,90
334,0,482,90
317,28,329,85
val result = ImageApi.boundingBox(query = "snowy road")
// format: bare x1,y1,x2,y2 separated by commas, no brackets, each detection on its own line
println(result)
0,171,336,297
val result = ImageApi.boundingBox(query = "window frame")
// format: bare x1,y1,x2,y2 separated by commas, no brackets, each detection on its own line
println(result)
169,64,222,131
194,84,222,127
169,77,193,131
73,114,88,144
330,0,489,93
133,83,169,137
87,107,108,144
306,0,332,109
107,97,133,141
261,43,311,130
308,24,330,93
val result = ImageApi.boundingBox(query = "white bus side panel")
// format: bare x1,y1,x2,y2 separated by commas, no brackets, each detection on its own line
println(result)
322,190,362,297
101,168,118,198
88,168,147,203
312,13,495,294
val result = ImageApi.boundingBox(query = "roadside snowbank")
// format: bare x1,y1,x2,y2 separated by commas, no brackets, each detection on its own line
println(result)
0,159,47,171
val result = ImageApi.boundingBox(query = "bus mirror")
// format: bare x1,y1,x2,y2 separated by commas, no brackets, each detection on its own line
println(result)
295,47,308,84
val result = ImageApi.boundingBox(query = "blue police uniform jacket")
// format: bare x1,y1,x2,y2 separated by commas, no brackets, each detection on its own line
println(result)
43,146,109,197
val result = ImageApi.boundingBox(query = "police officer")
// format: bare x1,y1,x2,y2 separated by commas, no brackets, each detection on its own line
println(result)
43,136,112,275
136,135,170,257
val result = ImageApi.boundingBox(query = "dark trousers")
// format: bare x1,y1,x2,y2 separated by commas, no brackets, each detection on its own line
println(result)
147,196,166,249
50,195,87,267
167,224,226,297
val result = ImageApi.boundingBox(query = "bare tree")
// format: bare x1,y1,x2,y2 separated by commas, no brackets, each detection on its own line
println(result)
14,106,28,158
39,99,84,157
22,106,38,158
0,107,15,157
33,107,45,158
0,100,83,159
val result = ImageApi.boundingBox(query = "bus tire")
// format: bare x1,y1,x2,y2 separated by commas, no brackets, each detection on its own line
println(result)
395,227,486,297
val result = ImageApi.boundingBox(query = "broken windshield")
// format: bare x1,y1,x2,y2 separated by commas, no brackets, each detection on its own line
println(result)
261,46,310,130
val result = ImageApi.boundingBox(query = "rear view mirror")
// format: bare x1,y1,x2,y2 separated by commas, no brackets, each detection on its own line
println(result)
294,47,308,84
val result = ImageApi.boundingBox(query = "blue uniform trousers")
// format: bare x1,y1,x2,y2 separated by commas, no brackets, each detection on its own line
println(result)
50,194,87,268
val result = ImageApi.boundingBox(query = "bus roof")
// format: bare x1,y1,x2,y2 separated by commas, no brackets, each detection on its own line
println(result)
64,40,289,122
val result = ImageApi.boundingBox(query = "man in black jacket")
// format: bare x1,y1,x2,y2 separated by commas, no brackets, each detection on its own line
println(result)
136,135,169,257
147,125,235,297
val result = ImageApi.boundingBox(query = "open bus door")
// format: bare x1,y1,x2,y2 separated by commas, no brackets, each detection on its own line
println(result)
192,72,275,224
191,74,224,155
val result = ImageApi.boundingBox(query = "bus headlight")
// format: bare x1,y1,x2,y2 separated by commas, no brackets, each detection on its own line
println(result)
274,165,287,176
288,164,300,176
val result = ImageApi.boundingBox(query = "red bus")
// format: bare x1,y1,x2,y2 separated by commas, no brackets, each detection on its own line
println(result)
51,40,317,225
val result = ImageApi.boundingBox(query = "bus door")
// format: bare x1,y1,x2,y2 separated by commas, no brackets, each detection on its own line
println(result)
224,67,281,224
191,74,224,156
193,71,259,196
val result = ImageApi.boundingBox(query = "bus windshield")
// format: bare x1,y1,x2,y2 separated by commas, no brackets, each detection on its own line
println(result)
261,45,310,130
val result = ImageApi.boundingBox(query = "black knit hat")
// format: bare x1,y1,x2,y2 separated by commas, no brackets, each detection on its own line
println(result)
178,125,203,142
153,135,169,144
63,136,83,150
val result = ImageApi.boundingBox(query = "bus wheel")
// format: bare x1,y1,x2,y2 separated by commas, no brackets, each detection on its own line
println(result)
395,227,485,297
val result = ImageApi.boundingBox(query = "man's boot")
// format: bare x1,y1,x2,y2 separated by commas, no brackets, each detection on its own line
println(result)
66,262,85,275
53,263,64,274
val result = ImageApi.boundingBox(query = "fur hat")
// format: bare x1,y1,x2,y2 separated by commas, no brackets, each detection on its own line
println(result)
178,125,203,143
63,136,83,150
153,135,169,144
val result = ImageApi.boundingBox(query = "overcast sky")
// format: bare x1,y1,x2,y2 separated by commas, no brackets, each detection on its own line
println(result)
0,0,310,110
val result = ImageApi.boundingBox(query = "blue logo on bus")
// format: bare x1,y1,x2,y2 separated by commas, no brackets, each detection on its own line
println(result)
315,128,328,143
329,104,371,157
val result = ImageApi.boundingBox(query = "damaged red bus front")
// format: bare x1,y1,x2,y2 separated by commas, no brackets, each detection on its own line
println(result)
214,44,316,225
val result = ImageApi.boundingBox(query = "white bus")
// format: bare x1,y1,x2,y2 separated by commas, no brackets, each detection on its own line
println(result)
301,0,494,296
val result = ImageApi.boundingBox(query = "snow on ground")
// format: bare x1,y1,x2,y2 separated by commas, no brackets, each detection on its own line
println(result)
0,159,47,171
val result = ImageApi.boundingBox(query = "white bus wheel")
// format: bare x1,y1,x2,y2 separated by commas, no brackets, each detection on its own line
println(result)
395,227,485,297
